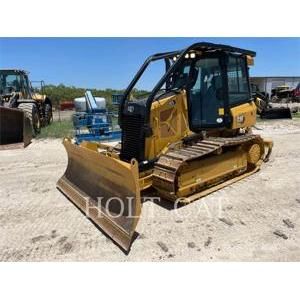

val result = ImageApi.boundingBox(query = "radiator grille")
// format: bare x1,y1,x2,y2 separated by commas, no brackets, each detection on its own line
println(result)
120,115,145,162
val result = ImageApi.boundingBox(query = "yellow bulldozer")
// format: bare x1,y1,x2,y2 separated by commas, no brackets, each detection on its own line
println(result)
57,42,273,251
0,69,53,149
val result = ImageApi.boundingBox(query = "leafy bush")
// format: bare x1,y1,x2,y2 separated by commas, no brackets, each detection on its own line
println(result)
44,84,148,112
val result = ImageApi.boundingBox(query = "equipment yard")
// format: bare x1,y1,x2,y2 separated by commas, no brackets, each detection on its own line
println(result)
0,118,300,261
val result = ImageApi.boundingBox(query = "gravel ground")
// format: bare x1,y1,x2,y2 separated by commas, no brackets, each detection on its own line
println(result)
0,119,300,261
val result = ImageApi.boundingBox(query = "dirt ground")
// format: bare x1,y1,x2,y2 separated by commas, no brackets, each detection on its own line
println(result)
0,119,300,261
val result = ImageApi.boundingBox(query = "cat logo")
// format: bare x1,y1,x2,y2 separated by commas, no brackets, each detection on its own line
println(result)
237,114,245,124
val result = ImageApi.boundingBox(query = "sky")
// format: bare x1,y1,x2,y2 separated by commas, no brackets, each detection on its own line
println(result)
0,37,299,90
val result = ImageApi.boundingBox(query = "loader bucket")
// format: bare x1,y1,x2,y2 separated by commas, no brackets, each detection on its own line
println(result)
0,107,32,150
57,139,141,251
260,107,292,119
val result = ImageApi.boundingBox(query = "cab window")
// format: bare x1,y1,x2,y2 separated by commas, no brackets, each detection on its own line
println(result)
0,73,21,93
189,57,224,128
227,56,250,105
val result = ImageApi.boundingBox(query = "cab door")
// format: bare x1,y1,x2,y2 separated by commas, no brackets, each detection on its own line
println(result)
188,56,225,131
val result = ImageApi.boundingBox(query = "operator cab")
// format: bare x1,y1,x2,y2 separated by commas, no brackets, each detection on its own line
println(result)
169,53,250,130
119,42,255,162
0,69,32,105
121,44,253,132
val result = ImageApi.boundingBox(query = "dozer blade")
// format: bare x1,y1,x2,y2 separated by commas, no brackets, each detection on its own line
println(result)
0,107,32,150
260,107,292,119
57,139,141,251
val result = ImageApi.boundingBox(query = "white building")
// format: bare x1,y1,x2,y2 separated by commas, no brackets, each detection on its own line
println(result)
250,76,300,96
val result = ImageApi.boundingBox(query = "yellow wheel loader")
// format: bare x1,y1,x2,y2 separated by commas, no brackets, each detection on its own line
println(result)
57,43,273,251
0,69,52,149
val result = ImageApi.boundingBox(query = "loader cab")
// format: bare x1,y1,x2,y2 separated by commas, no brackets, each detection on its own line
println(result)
0,70,22,95
0,69,31,100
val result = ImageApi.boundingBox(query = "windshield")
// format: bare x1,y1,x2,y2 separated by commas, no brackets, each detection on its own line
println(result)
227,56,250,104
0,71,22,94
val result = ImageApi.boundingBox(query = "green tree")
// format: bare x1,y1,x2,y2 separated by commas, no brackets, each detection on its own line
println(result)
44,84,149,112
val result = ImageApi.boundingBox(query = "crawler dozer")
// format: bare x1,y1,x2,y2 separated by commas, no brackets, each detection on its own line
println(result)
0,69,52,149
251,84,292,119
57,42,273,251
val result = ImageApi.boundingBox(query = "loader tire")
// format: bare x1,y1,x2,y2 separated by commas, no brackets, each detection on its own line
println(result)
18,103,41,137
45,103,53,125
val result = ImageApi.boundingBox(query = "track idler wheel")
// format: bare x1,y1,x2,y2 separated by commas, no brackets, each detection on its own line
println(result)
247,143,261,166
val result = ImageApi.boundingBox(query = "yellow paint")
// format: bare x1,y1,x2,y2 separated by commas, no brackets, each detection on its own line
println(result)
177,149,247,198
254,97,264,114
247,55,254,66
80,141,99,152
59,138,141,251
145,97,257,161
139,170,153,190
144,90,191,160
230,101,256,129
32,93,46,102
